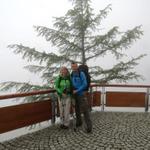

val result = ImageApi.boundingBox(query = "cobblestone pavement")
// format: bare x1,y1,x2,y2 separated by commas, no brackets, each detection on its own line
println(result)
1,111,150,150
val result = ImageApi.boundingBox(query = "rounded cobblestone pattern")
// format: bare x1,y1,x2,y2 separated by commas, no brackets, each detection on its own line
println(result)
1,112,150,150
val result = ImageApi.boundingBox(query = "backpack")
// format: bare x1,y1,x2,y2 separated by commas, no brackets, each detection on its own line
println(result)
78,64,91,91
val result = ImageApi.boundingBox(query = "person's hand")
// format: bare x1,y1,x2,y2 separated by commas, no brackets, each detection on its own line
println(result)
62,93,67,97
73,90,77,94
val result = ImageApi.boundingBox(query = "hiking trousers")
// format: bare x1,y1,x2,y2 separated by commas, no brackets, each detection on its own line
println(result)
74,94,92,130
58,95,71,127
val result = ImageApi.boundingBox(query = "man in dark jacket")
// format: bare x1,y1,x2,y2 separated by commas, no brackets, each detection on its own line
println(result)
71,62,92,133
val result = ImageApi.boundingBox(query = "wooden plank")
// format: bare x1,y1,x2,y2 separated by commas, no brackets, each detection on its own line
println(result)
92,91,101,106
0,100,52,133
106,92,146,107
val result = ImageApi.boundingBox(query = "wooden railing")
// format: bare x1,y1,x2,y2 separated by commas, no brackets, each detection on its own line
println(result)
0,89,55,134
0,84,150,134
90,84,150,111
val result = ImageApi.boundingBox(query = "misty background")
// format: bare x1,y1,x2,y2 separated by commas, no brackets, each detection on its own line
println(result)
0,0,150,89
0,0,150,141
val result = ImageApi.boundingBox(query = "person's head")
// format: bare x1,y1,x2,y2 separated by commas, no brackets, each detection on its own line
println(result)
60,66,69,77
71,62,78,72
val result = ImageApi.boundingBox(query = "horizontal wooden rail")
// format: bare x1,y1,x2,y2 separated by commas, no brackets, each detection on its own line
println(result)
0,84,150,101
0,89,55,100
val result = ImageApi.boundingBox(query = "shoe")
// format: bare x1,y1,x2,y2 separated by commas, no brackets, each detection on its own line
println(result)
60,124,64,129
60,124,69,129
86,124,92,133
63,125,69,129
86,127,92,133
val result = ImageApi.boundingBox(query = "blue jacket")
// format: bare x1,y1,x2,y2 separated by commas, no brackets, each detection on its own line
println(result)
71,71,87,96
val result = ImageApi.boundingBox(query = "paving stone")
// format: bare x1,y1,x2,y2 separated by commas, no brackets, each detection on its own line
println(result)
1,111,150,149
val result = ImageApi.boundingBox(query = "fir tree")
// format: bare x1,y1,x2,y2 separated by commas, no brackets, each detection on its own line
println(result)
0,0,146,101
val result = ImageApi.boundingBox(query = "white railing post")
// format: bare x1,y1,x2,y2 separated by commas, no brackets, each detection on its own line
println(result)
89,86,93,111
101,86,105,111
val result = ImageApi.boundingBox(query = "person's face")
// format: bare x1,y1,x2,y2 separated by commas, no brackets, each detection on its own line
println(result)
60,67,68,76
71,63,78,71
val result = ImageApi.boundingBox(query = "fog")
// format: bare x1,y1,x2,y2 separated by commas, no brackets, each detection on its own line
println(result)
0,0,150,86
0,0,150,142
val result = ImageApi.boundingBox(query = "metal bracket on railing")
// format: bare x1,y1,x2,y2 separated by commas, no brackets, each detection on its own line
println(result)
101,86,105,111
145,88,149,112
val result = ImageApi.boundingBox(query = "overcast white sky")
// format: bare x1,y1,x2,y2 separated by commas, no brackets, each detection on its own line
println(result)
0,0,150,85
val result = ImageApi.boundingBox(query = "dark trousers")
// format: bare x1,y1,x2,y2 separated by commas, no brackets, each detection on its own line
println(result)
74,93,92,130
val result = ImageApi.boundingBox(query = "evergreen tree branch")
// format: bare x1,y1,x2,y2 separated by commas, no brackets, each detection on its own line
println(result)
0,81,50,92
92,4,112,27
90,54,145,83
86,26,143,61
24,65,45,74
7,44,79,66
85,26,120,52
53,16,70,32
7,44,51,64
34,26,81,52
46,53,81,65
110,26,143,51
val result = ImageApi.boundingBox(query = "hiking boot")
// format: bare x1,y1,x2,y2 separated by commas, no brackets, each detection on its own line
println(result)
86,123,92,133
60,124,64,129
63,125,69,129
86,127,92,133
60,124,69,129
